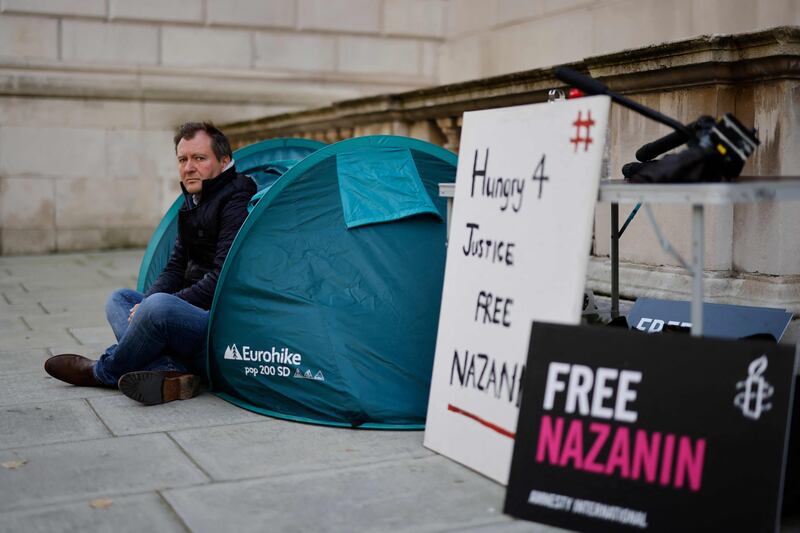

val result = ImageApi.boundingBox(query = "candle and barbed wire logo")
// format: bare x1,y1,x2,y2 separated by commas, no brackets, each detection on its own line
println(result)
734,355,773,420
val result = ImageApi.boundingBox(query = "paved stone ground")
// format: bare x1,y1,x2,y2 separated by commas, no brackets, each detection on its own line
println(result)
0,250,563,533
1,250,797,532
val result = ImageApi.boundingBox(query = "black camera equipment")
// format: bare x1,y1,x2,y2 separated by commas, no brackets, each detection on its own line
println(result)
553,67,760,183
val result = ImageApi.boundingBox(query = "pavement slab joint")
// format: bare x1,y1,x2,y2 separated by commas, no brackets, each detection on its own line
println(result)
156,489,194,533
18,317,32,331
164,432,216,482
84,398,116,437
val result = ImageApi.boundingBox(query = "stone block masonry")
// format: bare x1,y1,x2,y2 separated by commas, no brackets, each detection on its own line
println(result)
61,20,159,65
0,1,444,255
221,27,800,314
0,0,797,256
0,15,58,60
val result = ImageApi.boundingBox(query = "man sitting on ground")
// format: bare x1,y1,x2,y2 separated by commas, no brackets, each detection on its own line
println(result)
44,122,256,405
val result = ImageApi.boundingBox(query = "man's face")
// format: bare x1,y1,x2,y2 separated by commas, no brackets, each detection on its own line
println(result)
176,131,230,194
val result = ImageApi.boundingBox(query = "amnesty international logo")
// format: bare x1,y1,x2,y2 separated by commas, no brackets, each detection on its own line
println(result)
734,354,773,420
224,344,243,360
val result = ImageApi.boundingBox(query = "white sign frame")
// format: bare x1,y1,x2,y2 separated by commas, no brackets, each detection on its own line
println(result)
424,96,612,484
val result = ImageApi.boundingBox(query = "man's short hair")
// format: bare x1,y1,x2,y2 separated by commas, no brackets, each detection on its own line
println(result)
174,122,233,161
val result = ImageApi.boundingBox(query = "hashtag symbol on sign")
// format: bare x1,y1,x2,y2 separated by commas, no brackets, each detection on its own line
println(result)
570,110,595,152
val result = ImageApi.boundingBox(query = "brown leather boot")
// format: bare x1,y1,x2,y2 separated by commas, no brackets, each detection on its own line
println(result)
117,371,202,405
44,354,104,387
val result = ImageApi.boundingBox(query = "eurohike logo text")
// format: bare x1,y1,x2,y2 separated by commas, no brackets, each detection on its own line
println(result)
224,344,302,366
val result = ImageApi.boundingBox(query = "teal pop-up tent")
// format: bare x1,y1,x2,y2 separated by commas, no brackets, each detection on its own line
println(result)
206,135,457,429
136,138,325,293
234,137,325,191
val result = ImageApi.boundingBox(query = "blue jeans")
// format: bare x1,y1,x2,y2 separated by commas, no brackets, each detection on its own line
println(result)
93,288,209,387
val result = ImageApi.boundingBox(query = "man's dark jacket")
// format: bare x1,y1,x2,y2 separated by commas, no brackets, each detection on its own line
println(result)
145,165,256,310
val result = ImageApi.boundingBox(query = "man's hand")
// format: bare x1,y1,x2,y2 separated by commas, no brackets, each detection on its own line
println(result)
128,303,139,322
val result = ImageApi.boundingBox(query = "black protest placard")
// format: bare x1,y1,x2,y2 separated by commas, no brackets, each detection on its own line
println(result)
505,323,798,533
627,298,792,341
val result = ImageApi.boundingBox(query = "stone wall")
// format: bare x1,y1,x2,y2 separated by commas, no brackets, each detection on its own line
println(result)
1,0,798,256
0,0,444,254
440,0,800,83
222,27,800,313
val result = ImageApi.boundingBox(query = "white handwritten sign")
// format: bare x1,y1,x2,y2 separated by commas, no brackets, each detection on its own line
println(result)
423,96,611,484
